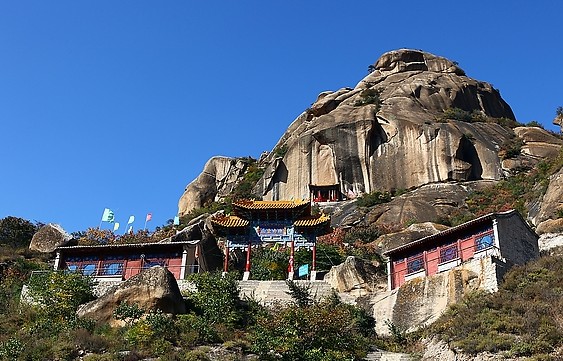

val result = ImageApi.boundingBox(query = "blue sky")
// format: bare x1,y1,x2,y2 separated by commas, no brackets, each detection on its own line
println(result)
1,1,562,233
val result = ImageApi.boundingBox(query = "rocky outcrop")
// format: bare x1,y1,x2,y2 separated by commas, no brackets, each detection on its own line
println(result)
178,156,247,215
254,49,517,202
422,338,515,361
376,222,448,253
532,166,563,233
77,266,186,326
513,126,562,159
324,256,385,294
29,223,74,252
370,255,505,336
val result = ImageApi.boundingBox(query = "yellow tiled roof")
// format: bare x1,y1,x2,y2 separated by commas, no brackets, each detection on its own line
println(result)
293,214,330,227
211,215,250,228
233,199,309,210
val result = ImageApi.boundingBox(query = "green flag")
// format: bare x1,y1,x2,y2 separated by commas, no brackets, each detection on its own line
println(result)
101,208,115,223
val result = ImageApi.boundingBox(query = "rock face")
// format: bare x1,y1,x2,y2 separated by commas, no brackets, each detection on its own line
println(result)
370,255,506,336
29,223,74,253
324,256,385,293
376,222,448,253
77,266,186,326
532,166,563,233
178,156,247,215
255,49,516,201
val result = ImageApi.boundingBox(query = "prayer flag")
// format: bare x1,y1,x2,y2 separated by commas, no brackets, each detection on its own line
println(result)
298,264,309,278
113,222,120,231
146,213,152,222
127,215,135,224
101,208,115,223
128,225,133,234
173,216,180,225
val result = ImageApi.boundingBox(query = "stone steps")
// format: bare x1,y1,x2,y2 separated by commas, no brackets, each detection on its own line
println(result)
364,349,413,361
238,280,334,305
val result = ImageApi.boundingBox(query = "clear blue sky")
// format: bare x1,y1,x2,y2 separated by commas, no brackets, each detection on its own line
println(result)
1,1,561,233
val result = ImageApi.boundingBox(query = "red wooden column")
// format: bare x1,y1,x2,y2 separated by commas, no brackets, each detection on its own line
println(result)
288,239,295,280
223,241,230,273
312,244,317,272
243,241,252,280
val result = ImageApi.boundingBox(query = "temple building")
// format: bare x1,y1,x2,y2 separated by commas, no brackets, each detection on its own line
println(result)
384,210,539,291
54,240,207,281
309,184,342,203
211,199,331,280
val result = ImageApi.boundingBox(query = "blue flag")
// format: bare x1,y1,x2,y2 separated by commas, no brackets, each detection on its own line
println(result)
173,216,180,225
298,264,309,278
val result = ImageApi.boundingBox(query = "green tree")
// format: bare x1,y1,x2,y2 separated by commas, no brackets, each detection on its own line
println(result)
0,216,40,248
26,270,96,324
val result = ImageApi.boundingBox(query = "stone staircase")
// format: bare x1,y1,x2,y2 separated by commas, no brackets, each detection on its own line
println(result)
238,280,334,305
364,348,413,361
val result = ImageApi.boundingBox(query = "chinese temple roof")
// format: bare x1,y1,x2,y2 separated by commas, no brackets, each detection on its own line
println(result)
211,215,250,228
233,199,309,210
293,214,330,227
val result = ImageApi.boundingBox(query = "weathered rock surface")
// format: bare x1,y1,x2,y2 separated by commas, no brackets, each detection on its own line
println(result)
178,156,247,215
324,256,385,293
376,222,448,253
422,338,518,361
255,49,516,202
77,266,186,326
513,126,562,159
370,256,505,336
532,166,563,232
29,223,74,252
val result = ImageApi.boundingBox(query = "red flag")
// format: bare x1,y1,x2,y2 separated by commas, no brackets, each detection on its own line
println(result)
146,213,152,222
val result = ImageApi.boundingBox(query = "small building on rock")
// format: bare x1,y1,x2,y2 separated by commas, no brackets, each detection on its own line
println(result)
54,240,206,282
384,210,539,291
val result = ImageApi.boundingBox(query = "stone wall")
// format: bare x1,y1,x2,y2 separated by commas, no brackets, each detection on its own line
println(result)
496,214,539,266
369,255,506,335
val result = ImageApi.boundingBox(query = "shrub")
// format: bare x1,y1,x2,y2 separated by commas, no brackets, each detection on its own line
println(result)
354,87,382,108
355,190,392,208
499,137,524,160
250,297,372,360
556,106,563,117
250,247,288,280
526,120,544,129
186,272,242,328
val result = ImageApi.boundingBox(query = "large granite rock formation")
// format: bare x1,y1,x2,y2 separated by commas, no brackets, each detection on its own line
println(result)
255,49,516,202
178,156,247,216
29,223,74,253
77,266,186,326
177,49,561,219
324,256,385,294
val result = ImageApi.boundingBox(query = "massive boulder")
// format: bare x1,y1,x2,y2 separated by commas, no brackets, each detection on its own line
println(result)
324,256,385,294
254,49,516,202
77,266,186,326
29,223,74,253
178,156,247,215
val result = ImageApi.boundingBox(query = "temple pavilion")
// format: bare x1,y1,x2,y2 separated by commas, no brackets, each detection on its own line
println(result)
211,199,331,280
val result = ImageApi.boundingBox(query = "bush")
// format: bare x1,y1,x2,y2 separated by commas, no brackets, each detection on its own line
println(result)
250,296,372,360
429,255,563,355
355,190,392,208
354,87,382,108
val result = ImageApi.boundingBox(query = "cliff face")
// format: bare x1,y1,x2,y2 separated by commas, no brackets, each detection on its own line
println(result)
178,49,555,217
254,49,516,202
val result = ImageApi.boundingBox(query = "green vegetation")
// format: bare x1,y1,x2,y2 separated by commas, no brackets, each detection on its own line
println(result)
438,107,522,128
273,144,289,158
251,288,374,360
0,216,40,249
439,145,563,226
556,105,563,117
525,120,544,128
355,190,392,208
429,254,563,357
354,86,382,109
499,136,524,160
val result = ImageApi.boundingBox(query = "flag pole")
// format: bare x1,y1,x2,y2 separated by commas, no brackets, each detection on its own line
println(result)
144,219,147,231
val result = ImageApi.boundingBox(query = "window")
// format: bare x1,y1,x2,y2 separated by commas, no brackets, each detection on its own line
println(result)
407,254,424,274
440,243,458,263
475,233,494,251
